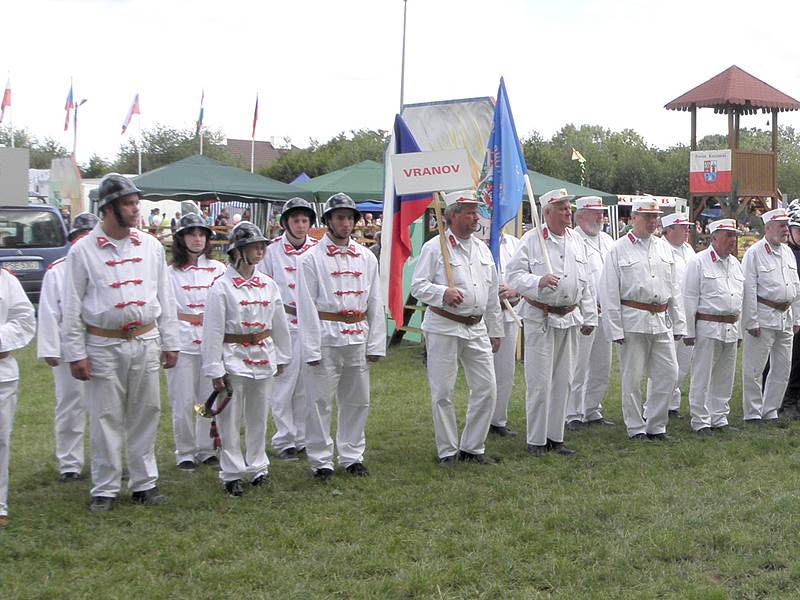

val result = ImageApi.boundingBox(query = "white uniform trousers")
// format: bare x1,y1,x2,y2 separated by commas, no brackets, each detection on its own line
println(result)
566,317,611,423
165,352,214,465
618,332,678,437
491,320,519,428
524,324,576,446
742,328,794,420
216,374,271,483
0,380,18,517
52,362,87,474
688,337,737,430
425,332,496,459
86,338,162,498
645,340,693,413
305,344,371,470
270,330,307,452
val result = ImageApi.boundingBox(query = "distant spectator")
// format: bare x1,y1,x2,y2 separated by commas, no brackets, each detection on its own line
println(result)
170,212,181,234
242,208,251,223
203,208,213,226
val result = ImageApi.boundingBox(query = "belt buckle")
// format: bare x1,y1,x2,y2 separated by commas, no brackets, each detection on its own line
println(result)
122,325,138,340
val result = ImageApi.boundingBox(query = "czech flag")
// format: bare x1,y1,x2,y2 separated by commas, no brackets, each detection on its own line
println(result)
0,78,9,124
121,93,140,134
380,114,432,327
64,82,74,132
196,90,204,136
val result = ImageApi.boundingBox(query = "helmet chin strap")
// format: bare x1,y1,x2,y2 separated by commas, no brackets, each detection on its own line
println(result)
327,224,348,243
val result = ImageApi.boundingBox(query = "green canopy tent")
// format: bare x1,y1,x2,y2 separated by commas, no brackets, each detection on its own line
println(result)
298,159,384,202
525,170,617,205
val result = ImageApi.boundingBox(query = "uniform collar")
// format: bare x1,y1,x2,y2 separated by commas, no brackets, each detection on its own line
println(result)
445,228,472,249
282,233,316,255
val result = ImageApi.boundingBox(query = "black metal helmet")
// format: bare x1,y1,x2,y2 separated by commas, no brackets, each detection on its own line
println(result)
67,212,100,241
321,192,360,225
175,212,212,237
97,173,142,209
227,221,268,254
280,197,317,229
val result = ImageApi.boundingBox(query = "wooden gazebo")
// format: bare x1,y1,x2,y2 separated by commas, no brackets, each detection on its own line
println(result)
665,65,800,223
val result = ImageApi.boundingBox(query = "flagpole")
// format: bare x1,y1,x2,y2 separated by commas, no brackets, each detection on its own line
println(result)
137,110,142,175
523,173,553,273
250,137,255,173
200,131,204,155
399,0,408,111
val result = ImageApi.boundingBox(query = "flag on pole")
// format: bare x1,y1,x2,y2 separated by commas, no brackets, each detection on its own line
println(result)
0,78,10,124
571,147,586,163
64,82,74,132
251,94,258,139
482,77,527,268
195,90,205,136
121,93,140,134
381,114,432,327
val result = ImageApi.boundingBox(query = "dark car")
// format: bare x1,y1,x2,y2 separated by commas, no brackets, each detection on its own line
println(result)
0,200,70,304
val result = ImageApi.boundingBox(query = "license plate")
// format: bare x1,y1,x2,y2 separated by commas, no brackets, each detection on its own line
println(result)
4,261,39,271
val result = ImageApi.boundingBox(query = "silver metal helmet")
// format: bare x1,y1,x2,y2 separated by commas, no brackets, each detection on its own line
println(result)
227,221,268,254
788,199,800,229
67,212,100,241
175,212,212,237
321,192,360,225
280,197,317,229
97,173,142,209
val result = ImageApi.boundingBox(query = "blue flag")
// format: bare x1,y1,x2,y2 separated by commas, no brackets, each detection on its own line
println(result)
484,77,527,268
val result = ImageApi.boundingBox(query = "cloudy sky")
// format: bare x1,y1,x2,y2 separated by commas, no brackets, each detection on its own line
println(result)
3,0,800,165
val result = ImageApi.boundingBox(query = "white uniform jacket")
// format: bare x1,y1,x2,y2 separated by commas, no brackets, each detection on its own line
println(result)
37,257,67,359
498,234,522,324
411,229,504,340
575,226,614,295
683,247,744,342
201,266,292,380
0,269,35,382
260,233,318,330
168,257,226,354
296,234,386,363
599,231,687,340
61,226,180,362
506,225,598,329
741,237,800,332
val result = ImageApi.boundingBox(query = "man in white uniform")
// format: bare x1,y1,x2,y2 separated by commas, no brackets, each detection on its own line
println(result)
412,190,503,467
599,198,686,441
648,212,695,419
683,218,744,433
507,188,597,456
489,232,521,438
565,196,614,431
37,212,98,482
0,269,36,527
297,193,385,480
62,174,180,512
260,197,318,461
741,207,800,426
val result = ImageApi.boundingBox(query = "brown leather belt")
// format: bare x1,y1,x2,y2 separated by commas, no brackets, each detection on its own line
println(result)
696,312,739,324
178,313,203,325
318,310,366,324
86,321,156,340
284,305,297,316
0,352,9,359
223,330,271,344
428,306,483,326
526,298,577,316
621,299,668,313
501,298,520,310
757,296,791,312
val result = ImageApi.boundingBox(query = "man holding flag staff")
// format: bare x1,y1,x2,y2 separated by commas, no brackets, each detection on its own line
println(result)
412,190,504,467
507,189,597,456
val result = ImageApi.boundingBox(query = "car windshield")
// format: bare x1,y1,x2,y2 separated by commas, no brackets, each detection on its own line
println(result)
0,210,65,248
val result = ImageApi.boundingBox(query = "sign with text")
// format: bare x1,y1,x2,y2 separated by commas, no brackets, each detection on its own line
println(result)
391,149,472,195
0,148,30,207
690,150,732,194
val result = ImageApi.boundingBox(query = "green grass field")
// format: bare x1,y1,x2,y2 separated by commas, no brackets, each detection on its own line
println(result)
2,338,800,599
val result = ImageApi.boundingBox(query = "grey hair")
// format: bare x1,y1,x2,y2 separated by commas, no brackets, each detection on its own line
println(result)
443,202,467,226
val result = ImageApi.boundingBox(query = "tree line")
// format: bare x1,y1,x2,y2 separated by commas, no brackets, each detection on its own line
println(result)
4,123,800,200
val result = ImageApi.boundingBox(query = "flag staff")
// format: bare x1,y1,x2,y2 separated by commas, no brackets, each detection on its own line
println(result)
251,93,258,173
137,109,142,175
6,75,13,148
73,98,87,159
399,0,408,111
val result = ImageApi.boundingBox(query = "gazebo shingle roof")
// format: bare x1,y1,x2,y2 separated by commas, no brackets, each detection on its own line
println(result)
665,65,800,113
